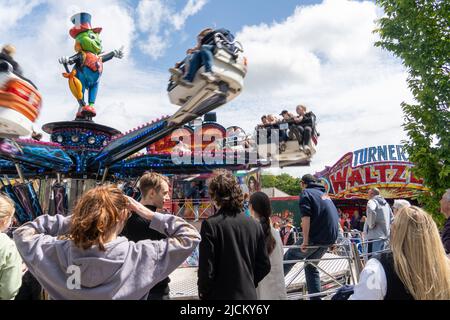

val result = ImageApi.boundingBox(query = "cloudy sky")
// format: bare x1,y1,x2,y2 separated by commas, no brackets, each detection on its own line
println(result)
0,0,413,176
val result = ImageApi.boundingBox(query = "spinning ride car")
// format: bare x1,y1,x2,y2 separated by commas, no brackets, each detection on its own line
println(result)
0,61,42,137
167,29,247,125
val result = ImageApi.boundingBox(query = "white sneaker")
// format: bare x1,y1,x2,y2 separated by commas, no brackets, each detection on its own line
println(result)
304,145,311,154
169,67,182,75
201,71,217,82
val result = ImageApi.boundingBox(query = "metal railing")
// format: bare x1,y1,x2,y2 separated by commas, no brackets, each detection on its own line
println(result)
281,235,390,300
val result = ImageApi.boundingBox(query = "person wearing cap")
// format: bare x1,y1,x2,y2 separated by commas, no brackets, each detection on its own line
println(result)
392,199,411,216
280,110,295,121
283,174,339,299
0,45,23,76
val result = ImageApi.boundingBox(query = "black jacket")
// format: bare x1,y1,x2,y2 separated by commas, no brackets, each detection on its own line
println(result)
442,217,450,254
375,252,414,300
299,182,339,245
298,111,316,129
197,209,271,300
120,205,170,296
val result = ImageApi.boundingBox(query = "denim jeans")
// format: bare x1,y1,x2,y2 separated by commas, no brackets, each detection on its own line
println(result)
183,45,215,82
367,239,386,256
283,239,329,300
147,292,170,300
279,129,289,143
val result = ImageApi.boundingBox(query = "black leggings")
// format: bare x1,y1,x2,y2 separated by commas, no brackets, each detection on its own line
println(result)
290,126,312,147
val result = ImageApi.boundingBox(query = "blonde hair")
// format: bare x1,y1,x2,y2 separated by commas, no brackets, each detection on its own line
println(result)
390,206,450,300
296,104,307,112
2,44,16,56
0,193,15,220
69,185,128,251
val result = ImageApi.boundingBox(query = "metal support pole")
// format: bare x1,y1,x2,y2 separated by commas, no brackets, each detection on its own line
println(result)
14,163,24,183
101,167,109,185
351,242,363,281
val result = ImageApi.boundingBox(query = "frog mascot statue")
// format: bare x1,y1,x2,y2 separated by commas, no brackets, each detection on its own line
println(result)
59,12,124,120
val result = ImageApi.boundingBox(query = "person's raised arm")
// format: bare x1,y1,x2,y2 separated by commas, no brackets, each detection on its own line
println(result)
13,214,72,274
127,196,201,287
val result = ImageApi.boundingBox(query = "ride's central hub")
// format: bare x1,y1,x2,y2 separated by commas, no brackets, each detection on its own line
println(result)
42,120,121,175
43,120,120,151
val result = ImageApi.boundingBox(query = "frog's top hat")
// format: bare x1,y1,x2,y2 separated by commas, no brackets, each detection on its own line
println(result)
69,12,102,39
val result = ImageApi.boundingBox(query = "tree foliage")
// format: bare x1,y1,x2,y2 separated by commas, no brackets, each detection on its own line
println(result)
375,0,449,224
261,173,302,196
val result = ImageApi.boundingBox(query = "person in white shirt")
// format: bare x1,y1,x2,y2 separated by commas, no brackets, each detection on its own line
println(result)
350,206,450,300
249,192,287,300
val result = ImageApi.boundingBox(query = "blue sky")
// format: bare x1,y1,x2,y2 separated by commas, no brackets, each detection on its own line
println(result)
134,0,316,69
0,0,411,176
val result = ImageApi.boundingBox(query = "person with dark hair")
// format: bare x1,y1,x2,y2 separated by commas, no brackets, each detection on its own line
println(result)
186,181,201,222
247,176,259,194
180,27,221,86
197,169,271,300
249,192,287,300
259,115,268,127
283,174,339,300
0,45,23,76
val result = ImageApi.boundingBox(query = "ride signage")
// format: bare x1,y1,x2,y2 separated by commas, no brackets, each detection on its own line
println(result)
316,145,428,199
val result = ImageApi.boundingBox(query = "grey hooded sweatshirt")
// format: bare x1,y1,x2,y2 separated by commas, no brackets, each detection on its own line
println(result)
13,212,200,300
365,195,393,240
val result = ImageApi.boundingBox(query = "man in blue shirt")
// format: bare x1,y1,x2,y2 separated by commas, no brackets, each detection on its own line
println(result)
283,174,339,299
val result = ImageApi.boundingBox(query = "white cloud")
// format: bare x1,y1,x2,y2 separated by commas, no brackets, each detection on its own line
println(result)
217,0,413,176
136,0,208,59
1,0,172,136
139,34,170,59
0,0,44,33
173,0,209,30
137,0,168,34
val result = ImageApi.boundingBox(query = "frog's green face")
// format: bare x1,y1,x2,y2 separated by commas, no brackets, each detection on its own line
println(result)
76,30,102,54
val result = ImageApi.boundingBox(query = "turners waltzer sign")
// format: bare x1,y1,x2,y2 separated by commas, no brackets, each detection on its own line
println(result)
316,145,428,199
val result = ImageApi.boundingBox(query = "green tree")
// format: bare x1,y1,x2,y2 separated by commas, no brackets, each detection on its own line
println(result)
261,173,302,196
375,0,449,224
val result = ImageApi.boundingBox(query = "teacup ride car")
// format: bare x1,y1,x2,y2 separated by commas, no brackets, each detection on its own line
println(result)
256,121,319,167
0,61,42,138
167,31,247,127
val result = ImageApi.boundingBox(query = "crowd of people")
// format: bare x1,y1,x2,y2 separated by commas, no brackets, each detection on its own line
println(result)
0,170,449,300
257,105,317,153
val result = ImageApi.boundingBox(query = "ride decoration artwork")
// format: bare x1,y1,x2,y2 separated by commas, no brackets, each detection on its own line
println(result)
316,145,428,199
59,12,124,120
